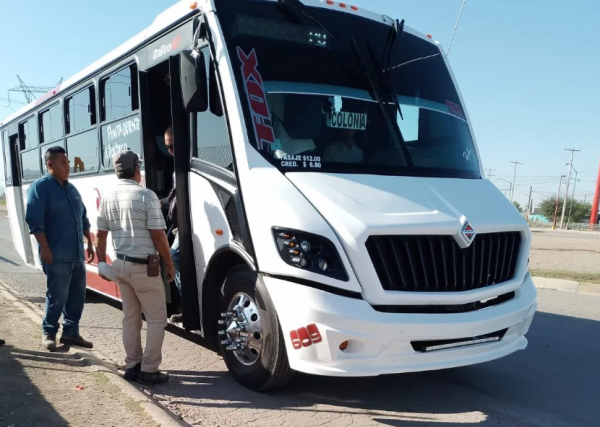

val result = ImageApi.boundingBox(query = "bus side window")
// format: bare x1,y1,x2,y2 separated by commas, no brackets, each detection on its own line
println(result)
194,48,233,171
1,129,13,186
101,64,139,122
66,86,100,175
19,117,42,181
39,103,64,144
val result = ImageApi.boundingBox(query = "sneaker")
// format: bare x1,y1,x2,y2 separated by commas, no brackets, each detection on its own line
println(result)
42,335,57,352
123,363,141,381
137,371,169,385
59,334,94,349
169,313,183,323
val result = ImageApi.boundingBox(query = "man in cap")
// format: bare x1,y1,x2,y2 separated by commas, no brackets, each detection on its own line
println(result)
96,150,175,385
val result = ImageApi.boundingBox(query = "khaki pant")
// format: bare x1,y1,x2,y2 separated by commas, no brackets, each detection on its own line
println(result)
112,259,167,373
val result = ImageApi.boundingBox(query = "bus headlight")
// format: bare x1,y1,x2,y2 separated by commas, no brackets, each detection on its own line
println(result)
272,228,348,281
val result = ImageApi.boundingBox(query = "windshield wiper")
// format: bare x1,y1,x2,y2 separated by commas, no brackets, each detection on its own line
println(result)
349,34,413,167
375,19,404,120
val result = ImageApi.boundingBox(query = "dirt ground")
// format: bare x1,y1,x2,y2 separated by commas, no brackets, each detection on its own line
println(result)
529,230,600,273
0,292,158,427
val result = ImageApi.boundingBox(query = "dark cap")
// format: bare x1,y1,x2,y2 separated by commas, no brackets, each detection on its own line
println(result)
112,150,142,174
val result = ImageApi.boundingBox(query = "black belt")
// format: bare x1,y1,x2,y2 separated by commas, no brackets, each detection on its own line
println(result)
116,253,149,265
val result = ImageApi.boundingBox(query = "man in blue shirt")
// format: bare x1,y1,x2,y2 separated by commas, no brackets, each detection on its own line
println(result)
26,146,95,352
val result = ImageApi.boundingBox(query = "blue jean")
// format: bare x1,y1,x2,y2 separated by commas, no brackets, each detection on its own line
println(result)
42,261,87,337
170,235,181,298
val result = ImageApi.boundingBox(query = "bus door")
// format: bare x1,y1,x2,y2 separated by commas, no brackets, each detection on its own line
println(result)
3,131,35,266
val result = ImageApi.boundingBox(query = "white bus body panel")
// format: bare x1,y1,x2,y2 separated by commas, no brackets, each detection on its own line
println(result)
266,274,537,377
6,186,30,265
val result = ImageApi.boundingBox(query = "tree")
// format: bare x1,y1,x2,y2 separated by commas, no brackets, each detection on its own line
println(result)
537,196,591,223
512,201,523,213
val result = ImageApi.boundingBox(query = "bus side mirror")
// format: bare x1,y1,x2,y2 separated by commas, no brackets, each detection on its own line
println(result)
180,50,208,113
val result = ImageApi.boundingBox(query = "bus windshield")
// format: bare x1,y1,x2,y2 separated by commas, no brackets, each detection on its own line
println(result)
217,0,480,179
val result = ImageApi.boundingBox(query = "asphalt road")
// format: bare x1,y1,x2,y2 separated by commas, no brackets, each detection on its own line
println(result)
0,216,598,427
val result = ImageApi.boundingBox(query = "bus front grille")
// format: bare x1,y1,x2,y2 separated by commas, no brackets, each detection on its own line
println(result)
365,232,522,292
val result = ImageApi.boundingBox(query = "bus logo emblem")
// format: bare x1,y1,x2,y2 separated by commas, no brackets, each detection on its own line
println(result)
461,221,476,244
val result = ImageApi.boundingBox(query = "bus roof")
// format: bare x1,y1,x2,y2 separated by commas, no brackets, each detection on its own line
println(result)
1,0,436,127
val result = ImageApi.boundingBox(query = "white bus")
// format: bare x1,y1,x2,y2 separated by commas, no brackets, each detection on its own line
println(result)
1,0,537,391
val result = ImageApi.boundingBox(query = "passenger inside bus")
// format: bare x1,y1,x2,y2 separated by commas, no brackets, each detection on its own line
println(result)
268,93,317,158
321,128,364,164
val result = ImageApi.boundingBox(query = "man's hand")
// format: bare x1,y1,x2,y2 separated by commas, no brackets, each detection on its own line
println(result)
40,246,53,264
87,244,95,264
164,263,176,283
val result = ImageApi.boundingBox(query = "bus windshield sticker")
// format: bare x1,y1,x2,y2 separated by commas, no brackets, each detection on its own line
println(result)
279,154,322,169
237,47,276,151
445,100,466,120
326,111,367,131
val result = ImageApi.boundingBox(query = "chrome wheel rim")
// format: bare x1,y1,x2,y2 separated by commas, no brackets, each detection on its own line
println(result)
220,292,263,366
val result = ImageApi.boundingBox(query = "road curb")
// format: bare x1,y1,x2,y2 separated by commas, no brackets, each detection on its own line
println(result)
0,280,190,427
532,276,600,297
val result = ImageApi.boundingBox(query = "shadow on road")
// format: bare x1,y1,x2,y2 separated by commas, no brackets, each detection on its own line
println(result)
146,309,598,427
0,343,70,426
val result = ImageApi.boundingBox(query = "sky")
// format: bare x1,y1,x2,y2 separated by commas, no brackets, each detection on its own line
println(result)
1,0,599,209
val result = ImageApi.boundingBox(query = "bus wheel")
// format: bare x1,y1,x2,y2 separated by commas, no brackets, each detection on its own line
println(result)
218,265,294,391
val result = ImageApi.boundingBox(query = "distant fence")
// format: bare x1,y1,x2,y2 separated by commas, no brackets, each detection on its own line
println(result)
528,220,600,232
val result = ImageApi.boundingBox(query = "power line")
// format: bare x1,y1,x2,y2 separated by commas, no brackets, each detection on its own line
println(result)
447,0,467,56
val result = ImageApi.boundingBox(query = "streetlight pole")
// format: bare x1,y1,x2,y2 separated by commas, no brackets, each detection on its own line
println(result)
509,160,522,203
560,148,581,229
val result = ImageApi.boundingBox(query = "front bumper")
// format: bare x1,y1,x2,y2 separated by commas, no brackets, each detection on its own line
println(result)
265,274,537,377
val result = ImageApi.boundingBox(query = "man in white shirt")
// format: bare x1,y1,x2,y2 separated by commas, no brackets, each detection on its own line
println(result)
322,129,364,164
96,150,175,386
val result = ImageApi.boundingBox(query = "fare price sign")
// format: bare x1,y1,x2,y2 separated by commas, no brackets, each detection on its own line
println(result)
280,154,322,169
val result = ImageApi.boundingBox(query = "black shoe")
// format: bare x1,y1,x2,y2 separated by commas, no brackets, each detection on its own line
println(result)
0,339,5,346
137,371,169,385
42,335,57,352
169,313,183,323
60,334,94,349
123,363,141,381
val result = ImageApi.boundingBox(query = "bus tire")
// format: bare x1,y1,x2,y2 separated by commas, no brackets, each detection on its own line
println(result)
218,265,294,391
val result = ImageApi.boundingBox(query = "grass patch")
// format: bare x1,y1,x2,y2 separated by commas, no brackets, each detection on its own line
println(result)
530,269,600,285
0,199,6,205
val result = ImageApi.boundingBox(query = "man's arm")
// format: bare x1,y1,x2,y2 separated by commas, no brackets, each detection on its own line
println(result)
96,230,109,264
25,183,53,264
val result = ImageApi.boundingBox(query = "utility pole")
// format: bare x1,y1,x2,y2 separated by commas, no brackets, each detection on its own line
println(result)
486,168,495,179
560,148,581,229
553,174,566,229
526,186,533,220
509,160,522,203
567,173,580,226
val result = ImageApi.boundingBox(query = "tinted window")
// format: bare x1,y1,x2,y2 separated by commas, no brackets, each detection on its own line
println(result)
40,104,63,143
102,65,138,122
2,130,12,185
21,149,41,181
101,115,142,168
19,118,38,149
195,51,233,170
67,87,96,134
67,129,99,174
